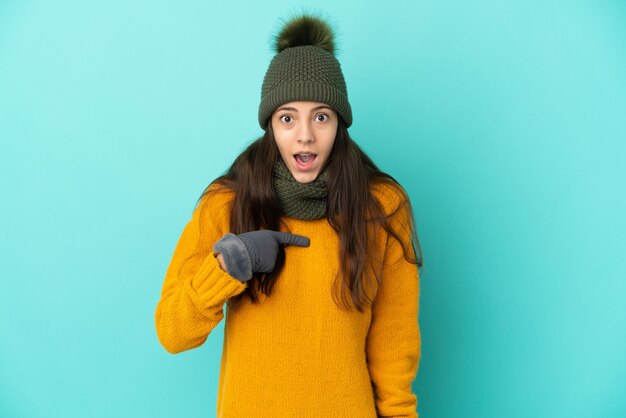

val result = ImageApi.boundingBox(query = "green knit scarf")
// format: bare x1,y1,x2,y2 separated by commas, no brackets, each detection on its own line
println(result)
272,157,329,220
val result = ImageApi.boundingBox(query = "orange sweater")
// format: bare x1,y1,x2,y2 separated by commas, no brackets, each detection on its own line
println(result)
155,182,421,417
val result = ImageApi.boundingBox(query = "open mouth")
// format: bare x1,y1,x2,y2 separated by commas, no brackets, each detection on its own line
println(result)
294,152,317,169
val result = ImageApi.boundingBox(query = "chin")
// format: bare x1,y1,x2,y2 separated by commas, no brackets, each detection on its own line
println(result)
293,172,319,184
295,176,316,184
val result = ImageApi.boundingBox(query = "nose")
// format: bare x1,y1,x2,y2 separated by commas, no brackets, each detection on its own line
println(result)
297,120,314,144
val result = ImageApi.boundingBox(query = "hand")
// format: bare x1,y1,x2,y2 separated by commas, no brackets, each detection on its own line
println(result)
213,230,310,282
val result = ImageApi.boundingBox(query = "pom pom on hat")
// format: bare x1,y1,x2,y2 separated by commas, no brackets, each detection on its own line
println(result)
273,14,336,54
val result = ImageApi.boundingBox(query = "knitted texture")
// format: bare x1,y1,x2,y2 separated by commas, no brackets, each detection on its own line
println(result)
258,45,352,130
272,157,329,219
155,182,421,417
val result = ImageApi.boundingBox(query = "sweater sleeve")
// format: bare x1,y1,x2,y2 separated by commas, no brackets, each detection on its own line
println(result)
366,196,421,418
154,191,248,354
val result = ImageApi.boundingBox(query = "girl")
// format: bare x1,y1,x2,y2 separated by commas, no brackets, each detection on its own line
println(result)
155,13,423,418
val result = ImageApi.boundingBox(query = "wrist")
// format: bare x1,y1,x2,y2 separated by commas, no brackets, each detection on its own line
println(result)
215,253,227,271
212,233,253,282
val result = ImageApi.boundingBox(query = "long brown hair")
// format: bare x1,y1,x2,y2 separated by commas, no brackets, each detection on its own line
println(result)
193,119,423,312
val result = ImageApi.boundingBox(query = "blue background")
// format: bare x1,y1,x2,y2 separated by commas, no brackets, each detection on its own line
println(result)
1,0,625,417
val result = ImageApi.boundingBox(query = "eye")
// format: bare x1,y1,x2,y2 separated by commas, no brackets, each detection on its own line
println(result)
280,115,293,123
316,113,329,122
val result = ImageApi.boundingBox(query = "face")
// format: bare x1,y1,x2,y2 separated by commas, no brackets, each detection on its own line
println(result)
271,101,339,184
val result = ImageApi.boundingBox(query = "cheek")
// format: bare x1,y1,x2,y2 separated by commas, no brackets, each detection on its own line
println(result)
272,131,286,149
273,129,292,147
274,135,289,151
321,136,336,157
322,125,338,156
274,138,291,160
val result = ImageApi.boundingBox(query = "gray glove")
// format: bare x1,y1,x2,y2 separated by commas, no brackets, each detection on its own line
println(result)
212,230,310,282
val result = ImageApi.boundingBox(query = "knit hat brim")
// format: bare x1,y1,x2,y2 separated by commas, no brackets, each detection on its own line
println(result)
258,81,352,130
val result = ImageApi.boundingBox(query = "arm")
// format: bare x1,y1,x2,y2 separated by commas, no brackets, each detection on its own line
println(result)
366,198,421,417
154,192,248,354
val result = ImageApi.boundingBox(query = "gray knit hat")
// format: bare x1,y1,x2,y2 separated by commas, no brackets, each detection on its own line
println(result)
258,14,352,130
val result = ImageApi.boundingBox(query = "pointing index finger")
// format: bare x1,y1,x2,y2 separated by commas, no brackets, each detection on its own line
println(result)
270,231,310,247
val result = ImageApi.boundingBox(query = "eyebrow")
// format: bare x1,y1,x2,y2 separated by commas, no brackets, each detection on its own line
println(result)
275,105,333,112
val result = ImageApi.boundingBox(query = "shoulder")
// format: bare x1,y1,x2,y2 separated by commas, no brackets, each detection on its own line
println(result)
200,181,235,206
194,181,235,229
369,179,411,217
202,181,235,202
370,179,415,248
